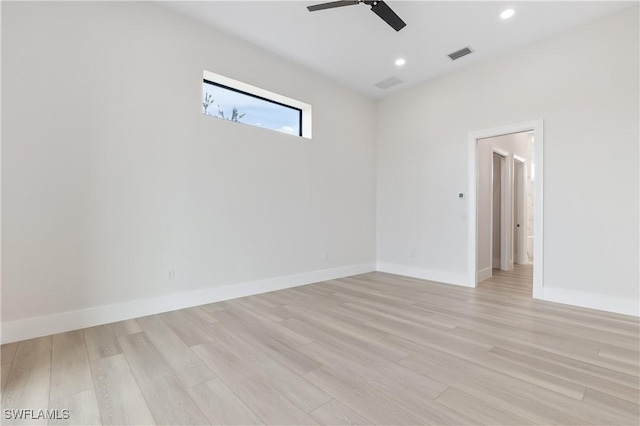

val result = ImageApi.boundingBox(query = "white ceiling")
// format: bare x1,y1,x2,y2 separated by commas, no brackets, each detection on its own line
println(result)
161,1,636,98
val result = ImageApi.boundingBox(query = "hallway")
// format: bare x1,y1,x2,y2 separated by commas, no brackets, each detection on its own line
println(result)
478,264,533,297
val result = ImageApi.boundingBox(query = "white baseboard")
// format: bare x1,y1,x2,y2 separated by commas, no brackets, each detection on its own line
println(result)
542,287,639,317
376,262,472,287
477,267,492,283
1,263,375,344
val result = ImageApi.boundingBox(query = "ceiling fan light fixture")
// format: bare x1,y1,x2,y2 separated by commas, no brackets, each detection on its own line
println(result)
370,1,407,31
500,9,515,19
307,1,406,32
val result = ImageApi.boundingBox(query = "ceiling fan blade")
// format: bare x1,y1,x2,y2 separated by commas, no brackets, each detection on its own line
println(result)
370,1,406,31
307,1,359,12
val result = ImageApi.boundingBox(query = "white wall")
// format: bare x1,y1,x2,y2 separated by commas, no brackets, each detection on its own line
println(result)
1,1,377,341
377,6,639,315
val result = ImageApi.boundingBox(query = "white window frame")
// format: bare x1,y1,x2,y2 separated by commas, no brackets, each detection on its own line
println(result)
203,70,312,139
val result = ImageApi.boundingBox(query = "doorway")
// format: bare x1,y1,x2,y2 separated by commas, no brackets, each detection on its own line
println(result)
513,156,528,266
467,120,543,298
492,151,507,271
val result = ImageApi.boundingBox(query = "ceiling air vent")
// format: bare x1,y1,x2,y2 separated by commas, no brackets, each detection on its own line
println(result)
448,46,474,61
375,76,403,90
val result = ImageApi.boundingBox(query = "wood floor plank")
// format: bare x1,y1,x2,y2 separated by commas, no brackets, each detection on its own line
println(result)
198,302,225,315
1,336,52,426
216,301,313,348
284,290,374,323
50,330,93,401
157,310,213,347
111,319,143,337
135,315,217,388
488,346,640,403
344,301,456,331
305,301,376,325
400,346,633,425
84,325,121,361
435,387,535,425
244,293,281,309
1,342,19,366
90,354,155,425
208,310,322,375
604,320,640,335
401,352,585,425
582,387,640,421
518,317,639,350
452,325,639,376
1,366,10,397
360,273,474,303
118,333,208,425
599,344,640,366
294,283,338,298
536,297,638,325
256,289,307,307
487,339,639,390
181,306,218,325
427,309,603,357
478,267,532,297
410,297,527,327
370,315,494,356
472,292,635,334
303,366,423,425
320,279,413,307
281,316,410,363
204,320,332,413
309,399,371,425
186,378,263,425
283,304,387,342
387,334,587,401
347,276,479,309
298,342,477,425
1,342,19,395
416,301,530,330
192,341,317,425
233,297,288,322
48,389,102,425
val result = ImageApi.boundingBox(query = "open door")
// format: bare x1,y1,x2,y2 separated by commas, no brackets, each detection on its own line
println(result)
513,156,527,265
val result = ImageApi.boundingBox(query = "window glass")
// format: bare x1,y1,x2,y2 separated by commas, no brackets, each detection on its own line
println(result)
203,80,302,136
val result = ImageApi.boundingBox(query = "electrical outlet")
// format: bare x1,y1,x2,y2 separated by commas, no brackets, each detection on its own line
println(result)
168,269,175,280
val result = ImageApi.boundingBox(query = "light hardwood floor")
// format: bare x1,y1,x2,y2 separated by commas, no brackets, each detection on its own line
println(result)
478,264,534,297
1,266,639,425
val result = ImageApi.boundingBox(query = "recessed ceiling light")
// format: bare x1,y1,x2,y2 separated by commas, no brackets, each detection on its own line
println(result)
500,9,515,19
395,58,406,66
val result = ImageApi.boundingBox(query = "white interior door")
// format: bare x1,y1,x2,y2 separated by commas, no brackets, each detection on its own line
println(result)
513,157,527,265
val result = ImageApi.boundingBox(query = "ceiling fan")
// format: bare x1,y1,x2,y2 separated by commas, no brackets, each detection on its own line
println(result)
307,1,406,32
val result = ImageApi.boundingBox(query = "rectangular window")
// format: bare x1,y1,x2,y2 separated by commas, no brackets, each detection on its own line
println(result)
202,70,311,139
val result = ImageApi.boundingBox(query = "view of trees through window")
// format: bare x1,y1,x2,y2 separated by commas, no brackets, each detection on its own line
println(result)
203,80,302,136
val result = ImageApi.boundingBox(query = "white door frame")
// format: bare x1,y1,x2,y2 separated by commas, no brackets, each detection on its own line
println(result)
468,119,543,299
513,155,528,265
490,148,510,272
